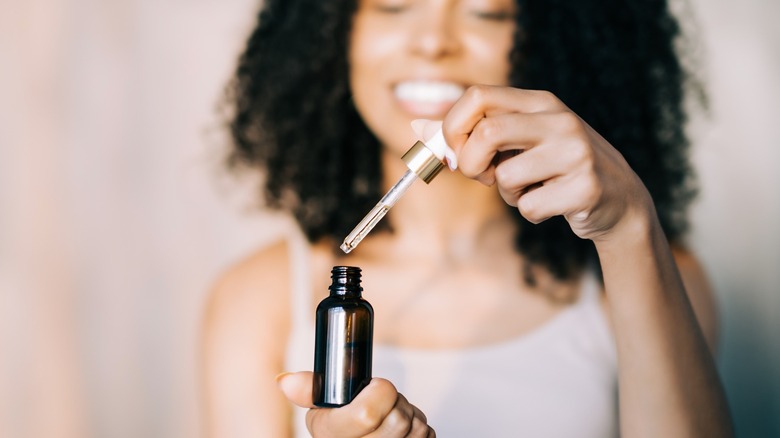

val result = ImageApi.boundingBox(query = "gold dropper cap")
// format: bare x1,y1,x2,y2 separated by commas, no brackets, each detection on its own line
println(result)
402,141,446,183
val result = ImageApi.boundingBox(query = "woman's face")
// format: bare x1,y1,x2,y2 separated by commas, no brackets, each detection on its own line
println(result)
349,0,517,156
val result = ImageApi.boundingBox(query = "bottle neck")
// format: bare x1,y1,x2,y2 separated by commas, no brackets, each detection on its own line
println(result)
329,266,363,297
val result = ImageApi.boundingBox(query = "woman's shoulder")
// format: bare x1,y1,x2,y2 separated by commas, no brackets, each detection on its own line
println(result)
210,239,292,307
230,237,293,279
203,237,335,334
202,238,295,352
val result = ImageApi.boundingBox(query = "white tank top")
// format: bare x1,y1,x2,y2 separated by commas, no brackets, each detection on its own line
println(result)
284,236,619,437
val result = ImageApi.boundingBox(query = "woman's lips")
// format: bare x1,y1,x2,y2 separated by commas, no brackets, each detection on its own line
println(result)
393,80,465,118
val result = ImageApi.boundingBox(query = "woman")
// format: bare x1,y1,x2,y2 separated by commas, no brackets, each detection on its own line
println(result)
202,0,732,436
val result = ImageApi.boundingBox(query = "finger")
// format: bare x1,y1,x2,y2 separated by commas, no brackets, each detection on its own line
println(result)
465,149,517,186
515,173,598,224
306,378,400,438
443,86,567,153
493,132,596,198
276,371,315,408
411,119,443,142
456,111,579,181
492,144,563,198
365,393,430,438
394,393,418,422
410,406,434,438
363,394,414,437
411,404,428,425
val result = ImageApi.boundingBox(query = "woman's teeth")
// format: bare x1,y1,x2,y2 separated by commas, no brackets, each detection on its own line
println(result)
394,81,465,104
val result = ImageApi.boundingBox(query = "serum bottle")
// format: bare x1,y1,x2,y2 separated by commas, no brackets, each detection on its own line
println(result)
313,266,374,407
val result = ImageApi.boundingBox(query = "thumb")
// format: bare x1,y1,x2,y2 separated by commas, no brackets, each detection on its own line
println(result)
411,118,442,142
276,371,315,408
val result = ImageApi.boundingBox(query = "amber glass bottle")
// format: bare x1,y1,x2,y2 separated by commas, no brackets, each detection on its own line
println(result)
312,266,374,407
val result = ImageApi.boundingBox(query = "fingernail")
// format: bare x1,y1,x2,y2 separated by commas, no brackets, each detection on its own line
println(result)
274,372,292,385
444,148,458,171
410,119,429,139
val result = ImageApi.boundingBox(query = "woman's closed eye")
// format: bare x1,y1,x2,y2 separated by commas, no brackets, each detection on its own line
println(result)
369,0,412,14
465,0,516,21
471,9,514,21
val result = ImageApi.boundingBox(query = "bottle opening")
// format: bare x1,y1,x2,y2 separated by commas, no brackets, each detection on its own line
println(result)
329,266,363,294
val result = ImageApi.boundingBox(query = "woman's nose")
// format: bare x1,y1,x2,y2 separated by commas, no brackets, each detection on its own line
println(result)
408,8,462,59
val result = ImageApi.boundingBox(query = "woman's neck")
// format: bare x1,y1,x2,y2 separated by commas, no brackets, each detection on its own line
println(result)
377,149,512,259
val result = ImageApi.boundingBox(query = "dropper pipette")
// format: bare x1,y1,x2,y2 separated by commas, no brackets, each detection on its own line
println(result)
340,137,447,253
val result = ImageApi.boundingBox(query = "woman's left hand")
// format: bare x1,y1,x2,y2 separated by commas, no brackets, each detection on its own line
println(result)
442,85,654,243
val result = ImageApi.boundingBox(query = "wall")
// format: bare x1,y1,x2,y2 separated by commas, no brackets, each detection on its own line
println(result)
687,1,780,435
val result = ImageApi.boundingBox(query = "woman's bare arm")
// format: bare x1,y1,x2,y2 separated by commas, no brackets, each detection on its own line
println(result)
201,241,293,438
672,246,719,353
596,210,732,437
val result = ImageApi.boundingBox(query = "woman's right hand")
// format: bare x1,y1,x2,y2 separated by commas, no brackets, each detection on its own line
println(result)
277,372,435,438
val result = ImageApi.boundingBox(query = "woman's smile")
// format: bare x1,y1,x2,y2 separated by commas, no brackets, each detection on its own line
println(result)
393,79,466,118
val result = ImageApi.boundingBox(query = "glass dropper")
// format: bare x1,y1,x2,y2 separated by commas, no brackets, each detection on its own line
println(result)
340,140,446,253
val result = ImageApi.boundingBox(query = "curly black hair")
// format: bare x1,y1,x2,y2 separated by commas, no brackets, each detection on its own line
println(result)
226,0,698,282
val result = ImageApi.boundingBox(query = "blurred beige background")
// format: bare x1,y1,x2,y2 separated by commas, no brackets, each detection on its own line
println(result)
0,0,778,437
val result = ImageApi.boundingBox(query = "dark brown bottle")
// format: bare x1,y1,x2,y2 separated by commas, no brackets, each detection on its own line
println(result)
312,266,374,407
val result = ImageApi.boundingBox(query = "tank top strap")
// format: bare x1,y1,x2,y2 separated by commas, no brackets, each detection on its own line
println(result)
284,229,317,438
577,270,602,305
287,229,313,333
575,268,617,371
